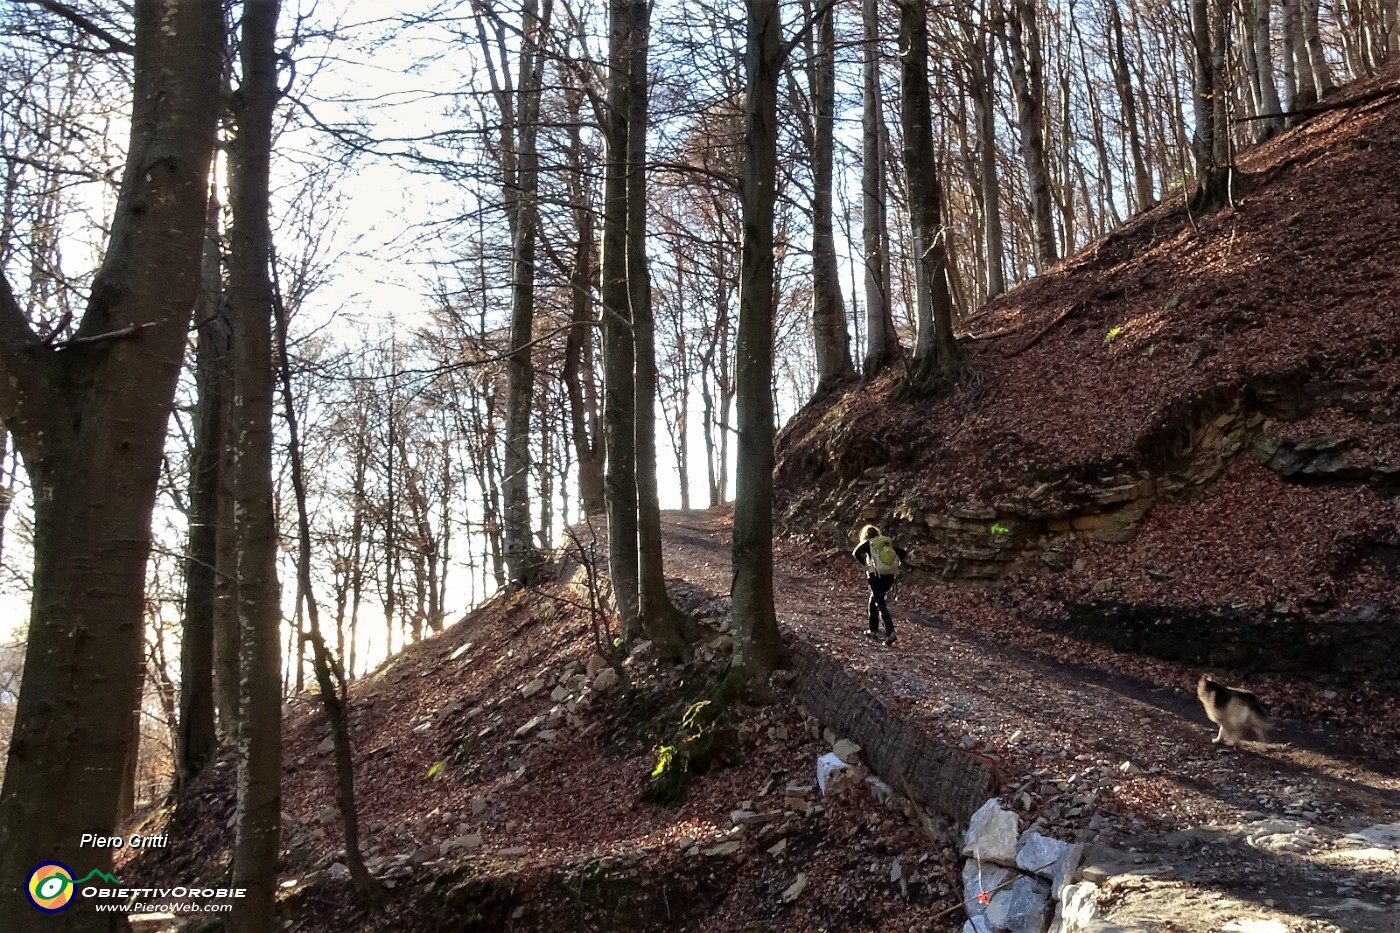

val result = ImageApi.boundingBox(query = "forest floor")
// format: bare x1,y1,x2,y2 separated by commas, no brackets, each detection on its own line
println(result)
124,508,1399,933
667,507,1400,932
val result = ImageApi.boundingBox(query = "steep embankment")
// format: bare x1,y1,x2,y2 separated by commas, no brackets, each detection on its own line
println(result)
123,510,1400,933
776,65,1400,690
121,554,987,933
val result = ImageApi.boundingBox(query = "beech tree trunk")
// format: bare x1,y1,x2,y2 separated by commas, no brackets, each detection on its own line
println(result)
1053,50,1077,255
177,191,228,788
898,0,965,393
501,0,552,589
603,0,642,636
117,702,142,826
561,79,606,519
809,1,853,390
1391,0,1400,59
1105,0,1156,207
227,1,283,929
700,265,735,509
729,0,786,689
1285,0,1319,107
861,0,900,375
1301,0,1336,99
214,379,242,737
968,17,1007,299
273,273,380,900
1190,0,1232,213
1083,69,1122,231
1003,0,1058,268
0,434,10,571
0,3,223,928
626,0,687,659
1248,0,1285,139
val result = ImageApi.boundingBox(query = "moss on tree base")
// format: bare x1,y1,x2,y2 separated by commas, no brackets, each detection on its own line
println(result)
643,698,741,805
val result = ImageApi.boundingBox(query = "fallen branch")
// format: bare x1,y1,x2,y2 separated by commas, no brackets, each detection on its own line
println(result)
1233,82,1400,122
964,324,1025,342
1006,303,1083,358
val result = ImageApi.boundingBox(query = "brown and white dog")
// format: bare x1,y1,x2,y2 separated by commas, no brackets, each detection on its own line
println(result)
1197,674,1273,746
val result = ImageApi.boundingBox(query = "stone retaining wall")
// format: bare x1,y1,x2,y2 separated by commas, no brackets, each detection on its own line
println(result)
791,374,1398,585
1047,602,1400,690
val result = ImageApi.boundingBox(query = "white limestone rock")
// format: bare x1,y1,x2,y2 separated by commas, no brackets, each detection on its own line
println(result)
409,844,440,865
986,874,1051,933
865,774,896,808
1017,829,1084,896
436,698,466,719
1051,881,1101,933
962,860,1016,922
962,798,1020,866
816,752,853,796
832,738,862,764
441,834,482,856
514,714,545,738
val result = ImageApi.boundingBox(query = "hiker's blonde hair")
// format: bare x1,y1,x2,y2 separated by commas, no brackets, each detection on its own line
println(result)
858,524,881,543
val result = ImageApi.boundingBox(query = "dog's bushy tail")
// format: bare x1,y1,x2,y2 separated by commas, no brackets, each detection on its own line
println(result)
1244,694,1274,741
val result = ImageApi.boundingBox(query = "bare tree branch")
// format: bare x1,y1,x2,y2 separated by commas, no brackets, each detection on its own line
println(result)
18,0,135,55
47,320,157,349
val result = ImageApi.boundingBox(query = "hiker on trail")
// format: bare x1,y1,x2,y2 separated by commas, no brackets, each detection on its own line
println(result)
852,524,909,646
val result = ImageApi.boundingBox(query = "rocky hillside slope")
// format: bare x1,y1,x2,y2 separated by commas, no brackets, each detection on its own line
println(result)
123,511,1399,933
776,65,1400,690
122,542,991,933
113,66,1400,933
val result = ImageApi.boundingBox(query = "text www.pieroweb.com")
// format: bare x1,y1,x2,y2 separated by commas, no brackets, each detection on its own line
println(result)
93,900,232,913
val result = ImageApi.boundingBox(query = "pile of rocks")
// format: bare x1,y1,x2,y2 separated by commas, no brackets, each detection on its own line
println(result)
959,798,1100,933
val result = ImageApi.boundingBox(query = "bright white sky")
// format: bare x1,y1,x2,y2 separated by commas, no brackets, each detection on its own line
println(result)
1,0,750,659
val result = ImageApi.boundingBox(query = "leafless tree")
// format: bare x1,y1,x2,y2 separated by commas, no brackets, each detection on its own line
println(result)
0,1,223,925
226,0,284,927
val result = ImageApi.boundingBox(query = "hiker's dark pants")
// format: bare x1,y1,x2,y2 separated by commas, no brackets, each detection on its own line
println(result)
866,573,895,636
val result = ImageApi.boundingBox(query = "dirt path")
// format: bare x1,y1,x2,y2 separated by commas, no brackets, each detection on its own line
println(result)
658,508,1400,932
